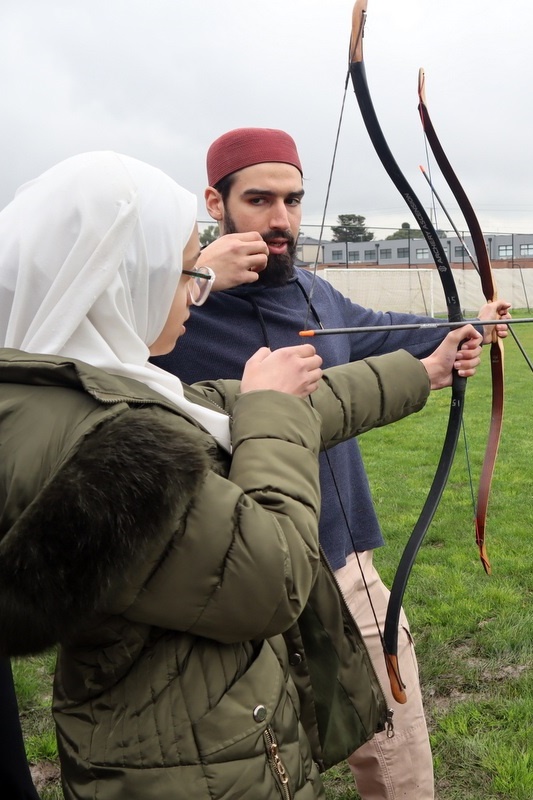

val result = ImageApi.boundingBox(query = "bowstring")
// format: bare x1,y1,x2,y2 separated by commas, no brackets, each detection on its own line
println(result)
421,135,477,519
303,59,350,330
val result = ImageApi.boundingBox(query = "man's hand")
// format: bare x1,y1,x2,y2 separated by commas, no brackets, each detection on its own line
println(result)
477,299,512,343
240,345,323,398
421,325,483,390
196,232,268,290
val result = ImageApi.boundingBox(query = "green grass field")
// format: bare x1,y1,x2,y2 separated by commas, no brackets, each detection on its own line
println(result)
13,315,533,799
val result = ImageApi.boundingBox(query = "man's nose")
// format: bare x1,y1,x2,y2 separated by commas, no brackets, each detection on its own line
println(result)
269,201,290,230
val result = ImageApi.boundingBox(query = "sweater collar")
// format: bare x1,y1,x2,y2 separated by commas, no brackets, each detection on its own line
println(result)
221,267,302,298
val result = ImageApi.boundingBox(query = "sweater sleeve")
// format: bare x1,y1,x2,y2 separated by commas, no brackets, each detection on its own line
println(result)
297,269,445,360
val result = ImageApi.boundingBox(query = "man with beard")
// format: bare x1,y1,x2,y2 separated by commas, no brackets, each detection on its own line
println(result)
152,127,509,800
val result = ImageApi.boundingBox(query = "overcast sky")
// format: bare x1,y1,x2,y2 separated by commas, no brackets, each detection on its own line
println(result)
2,0,532,238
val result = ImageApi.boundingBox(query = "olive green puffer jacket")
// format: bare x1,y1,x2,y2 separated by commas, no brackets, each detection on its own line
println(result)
0,347,429,800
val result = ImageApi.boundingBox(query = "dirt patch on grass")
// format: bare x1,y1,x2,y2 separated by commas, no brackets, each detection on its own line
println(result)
30,760,61,793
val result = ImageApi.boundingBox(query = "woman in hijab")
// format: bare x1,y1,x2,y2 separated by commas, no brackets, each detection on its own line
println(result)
0,151,482,800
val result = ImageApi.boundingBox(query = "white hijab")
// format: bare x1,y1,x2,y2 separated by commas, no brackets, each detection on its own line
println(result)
0,151,231,449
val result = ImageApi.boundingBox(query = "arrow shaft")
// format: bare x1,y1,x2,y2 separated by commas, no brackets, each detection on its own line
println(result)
300,317,533,337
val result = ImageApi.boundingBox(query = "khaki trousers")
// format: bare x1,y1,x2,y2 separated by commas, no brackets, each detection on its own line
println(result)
335,551,434,800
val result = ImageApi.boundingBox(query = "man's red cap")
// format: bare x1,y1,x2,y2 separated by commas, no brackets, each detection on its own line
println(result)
207,127,303,186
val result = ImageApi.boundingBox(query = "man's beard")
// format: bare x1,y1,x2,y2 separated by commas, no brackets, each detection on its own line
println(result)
223,209,297,287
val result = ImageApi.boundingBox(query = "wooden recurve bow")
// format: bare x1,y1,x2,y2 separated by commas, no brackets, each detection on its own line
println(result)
418,68,504,575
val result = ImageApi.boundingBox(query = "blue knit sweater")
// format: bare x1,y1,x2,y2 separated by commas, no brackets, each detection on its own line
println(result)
152,269,445,570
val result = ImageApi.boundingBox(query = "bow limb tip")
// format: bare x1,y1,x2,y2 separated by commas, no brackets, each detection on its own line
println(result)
475,524,492,575
418,67,427,105
480,550,492,575
384,653,407,704
350,0,367,64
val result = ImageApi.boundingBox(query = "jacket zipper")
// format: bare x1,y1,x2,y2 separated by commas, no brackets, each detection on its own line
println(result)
264,726,291,800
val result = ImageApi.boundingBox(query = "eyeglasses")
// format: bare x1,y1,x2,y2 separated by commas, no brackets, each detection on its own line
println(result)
182,266,215,306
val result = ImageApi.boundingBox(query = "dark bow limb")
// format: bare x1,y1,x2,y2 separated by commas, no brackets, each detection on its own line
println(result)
418,69,504,574
349,0,466,703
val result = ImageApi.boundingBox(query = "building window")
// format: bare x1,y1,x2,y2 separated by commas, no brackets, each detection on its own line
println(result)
332,249,343,261
397,247,409,258
380,248,392,260
520,244,533,256
416,248,429,259
348,250,360,262
364,250,375,260
498,245,512,258
454,246,467,257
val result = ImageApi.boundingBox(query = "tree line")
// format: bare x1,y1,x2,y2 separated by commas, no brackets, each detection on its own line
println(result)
199,216,432,245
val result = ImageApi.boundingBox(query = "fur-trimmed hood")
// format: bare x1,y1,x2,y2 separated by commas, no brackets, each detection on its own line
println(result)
0,376,210,657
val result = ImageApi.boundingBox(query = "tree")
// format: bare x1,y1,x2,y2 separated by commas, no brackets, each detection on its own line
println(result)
385,221,447,240
330,214,374,243
199,225,219,246
385,222,423,240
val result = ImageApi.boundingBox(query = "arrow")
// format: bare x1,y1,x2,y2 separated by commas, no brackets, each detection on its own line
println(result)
300,317,532,337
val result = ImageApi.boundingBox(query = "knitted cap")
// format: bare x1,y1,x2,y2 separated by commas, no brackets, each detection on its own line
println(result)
207,128,303,186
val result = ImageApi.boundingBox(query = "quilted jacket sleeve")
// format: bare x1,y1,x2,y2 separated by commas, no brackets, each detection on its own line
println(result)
190,348,430,449
123,349,430,642
312,349,430,446
0,348,430,655
123,390,324,642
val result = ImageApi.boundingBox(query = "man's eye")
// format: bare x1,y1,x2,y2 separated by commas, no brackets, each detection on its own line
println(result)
287,197,302,206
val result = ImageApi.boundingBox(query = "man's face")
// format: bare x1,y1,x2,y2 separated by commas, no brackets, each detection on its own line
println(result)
218,162,304,287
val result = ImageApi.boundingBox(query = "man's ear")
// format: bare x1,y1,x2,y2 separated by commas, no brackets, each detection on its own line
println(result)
205,187,224,222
